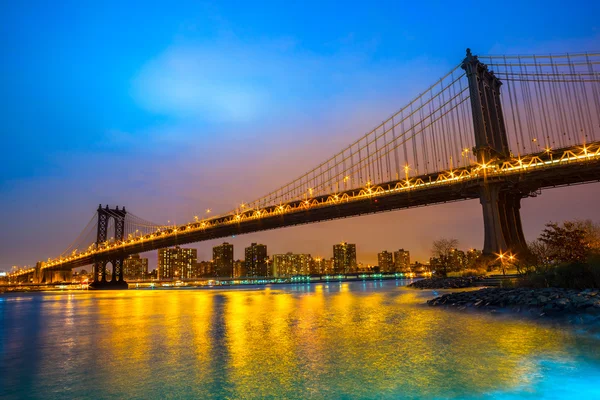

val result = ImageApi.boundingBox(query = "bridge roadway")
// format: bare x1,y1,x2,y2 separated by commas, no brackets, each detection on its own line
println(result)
37,142,600,272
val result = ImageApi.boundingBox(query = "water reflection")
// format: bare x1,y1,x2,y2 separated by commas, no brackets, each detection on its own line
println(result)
1,281,599,399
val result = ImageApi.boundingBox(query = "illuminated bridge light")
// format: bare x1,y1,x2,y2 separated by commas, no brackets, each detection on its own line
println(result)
38,143,600,268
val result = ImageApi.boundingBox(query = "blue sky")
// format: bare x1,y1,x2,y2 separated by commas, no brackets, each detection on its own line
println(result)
1,1,599,269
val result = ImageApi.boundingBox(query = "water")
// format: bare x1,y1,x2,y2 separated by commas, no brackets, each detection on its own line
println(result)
1,281,599,399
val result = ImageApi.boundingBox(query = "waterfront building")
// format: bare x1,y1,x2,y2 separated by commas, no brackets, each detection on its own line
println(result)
412,261,429,274
123,254,148,280
193,261,215,277
449,248,467,270
272,253,312,277
377,251,394,272
158,247,197,279
394,249,411,272
213,242,234,278
333,242,357,274
357,262,369,272
233,259,246,278
310,257,333,274
245,243,268,277
309,257,320,274
430,248,467,274
466,248,482,268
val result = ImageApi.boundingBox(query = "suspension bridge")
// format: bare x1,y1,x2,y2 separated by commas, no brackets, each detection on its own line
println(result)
7,49,600,288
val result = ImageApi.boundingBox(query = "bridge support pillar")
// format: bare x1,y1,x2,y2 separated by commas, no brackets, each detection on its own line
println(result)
89,205,128,290
90,259,128,289
32,262,43,284
480,183,528,257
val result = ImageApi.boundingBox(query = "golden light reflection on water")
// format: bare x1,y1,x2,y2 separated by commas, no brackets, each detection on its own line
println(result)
2,282,600,399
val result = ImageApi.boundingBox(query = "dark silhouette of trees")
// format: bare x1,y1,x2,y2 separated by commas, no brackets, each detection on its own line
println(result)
539,222,589,263
431,238,459,277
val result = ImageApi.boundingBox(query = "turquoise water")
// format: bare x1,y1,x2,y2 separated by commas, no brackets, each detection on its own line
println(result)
1,281,599,399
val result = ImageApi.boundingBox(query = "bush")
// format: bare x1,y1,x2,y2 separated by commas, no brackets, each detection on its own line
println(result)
500,278,518,288
586,254,600,287
448,268,487,278
517,273,550,288
517,256,600,289
552,262,590,289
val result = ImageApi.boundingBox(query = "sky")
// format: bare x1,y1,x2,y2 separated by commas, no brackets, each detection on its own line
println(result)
1,1,599,270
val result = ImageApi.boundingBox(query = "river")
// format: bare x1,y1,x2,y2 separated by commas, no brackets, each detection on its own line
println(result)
1,280,599,399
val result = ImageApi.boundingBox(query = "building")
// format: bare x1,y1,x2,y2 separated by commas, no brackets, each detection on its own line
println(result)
449,248,467,270
193,261,215,277
377,251,394,272
213,242,234,278
158,246,197,279
310,257,333,275
466,249,482,269
245,243,268,277
333,242,357,274
309,257,321,274
394,249,411,273
412,261,429,274
430,248,467,275
272,253,312,277
123,254,148,280
233,259,246,278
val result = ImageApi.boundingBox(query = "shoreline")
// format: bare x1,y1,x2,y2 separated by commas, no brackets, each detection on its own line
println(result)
407,276,484,289
427,287,600,326
0,274,420,294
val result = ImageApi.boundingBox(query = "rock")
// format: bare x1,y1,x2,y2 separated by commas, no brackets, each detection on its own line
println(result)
585,307,600,315
556,298,570,306
426,287,600,324
408,276,484,290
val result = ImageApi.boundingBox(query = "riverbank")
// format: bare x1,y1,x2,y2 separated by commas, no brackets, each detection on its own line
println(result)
408,276,484,289
427,287,600,323
0,274,420,293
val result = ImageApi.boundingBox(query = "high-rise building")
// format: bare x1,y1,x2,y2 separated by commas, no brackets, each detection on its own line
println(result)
245,243,268,277
123,254,148,280
213,242,234,278
309,257,321,275
394,249,411,273
333,242,357,274
309,257,333,275
158,246,197,279
233,259,246,278
272,253,311,277
193,261,215,277
377,251,394,272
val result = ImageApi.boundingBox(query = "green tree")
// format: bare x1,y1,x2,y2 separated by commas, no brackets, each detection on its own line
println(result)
571,219,600,252
539,221,589,264
527,239,552,273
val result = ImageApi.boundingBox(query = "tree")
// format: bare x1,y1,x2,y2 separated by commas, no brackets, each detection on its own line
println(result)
539,221,589,264
431,238,459,277
571,219,600,252
527,239,552,273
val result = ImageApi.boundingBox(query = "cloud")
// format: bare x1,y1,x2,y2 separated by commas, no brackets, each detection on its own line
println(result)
130,36,451,127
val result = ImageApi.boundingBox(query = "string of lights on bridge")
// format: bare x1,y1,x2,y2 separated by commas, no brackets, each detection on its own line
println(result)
8,51,600,278
9,141,600,278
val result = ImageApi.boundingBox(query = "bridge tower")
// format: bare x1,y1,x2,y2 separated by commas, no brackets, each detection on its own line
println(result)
90,204,128,289
462,49,528,258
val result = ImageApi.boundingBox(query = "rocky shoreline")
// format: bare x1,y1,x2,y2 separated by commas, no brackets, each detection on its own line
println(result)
427,287,600,322
408,276,484,289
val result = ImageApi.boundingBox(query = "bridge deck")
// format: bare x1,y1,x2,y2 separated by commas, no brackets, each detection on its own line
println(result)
26,142,600,272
